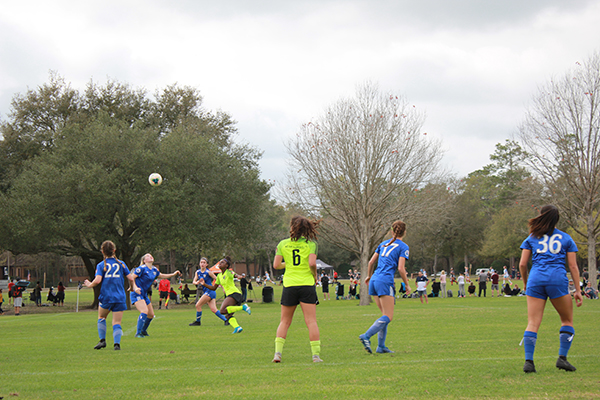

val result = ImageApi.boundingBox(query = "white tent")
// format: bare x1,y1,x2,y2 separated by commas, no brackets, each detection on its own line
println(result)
316,259,334,270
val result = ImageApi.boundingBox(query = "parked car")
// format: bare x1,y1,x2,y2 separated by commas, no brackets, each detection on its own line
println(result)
475,268,490,276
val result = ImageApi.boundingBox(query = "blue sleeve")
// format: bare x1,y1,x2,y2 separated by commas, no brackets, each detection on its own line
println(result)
520,236,532,250
566,237,578,253
95,262,104,277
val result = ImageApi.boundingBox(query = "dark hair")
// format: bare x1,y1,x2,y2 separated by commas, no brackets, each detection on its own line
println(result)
221,256,232,268
289,216,319,242
384,220,406,247
528,205,559,238
101,240,116,272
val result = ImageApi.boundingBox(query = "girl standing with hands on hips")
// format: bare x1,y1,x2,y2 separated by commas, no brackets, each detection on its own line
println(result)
84,240,135,350
359,220,411,354
272,216,322,363
519,205,583,373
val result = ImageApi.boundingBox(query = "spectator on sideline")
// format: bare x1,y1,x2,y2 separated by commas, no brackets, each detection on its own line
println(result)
491,270,500,297
478,269,488,297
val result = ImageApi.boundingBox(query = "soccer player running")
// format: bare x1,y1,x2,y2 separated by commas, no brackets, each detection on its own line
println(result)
189,257,229,326
198,257,251,334
272,216,323,363
129,253,181,338
519,205,583,373
84,240,135,351
359,220,412,354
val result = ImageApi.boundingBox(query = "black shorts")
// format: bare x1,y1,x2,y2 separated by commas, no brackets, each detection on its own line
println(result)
281,285,317,306
322,285,329,293
227,292,243,306
159,291,169,299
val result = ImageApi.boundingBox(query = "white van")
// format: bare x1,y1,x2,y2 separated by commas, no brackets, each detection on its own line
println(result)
475,268,490,276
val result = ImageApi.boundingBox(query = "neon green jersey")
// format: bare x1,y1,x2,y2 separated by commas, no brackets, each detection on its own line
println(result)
276,237,318,287
215,269,241,296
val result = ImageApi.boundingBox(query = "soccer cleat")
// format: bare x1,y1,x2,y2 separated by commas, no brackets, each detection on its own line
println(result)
272,352,282,363
189,321,201,326
135,333,145,338
94,339,107,350
232,326,243,334
376,347,395,354
243,304,251,315
312,355,324,363
556,355,576,371
523,360,536,373
141,331,149,337
114,343,121,351
359,334,372,354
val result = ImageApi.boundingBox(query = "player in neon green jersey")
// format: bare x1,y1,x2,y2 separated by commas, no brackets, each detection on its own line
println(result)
272,216,323,363
199,256,251,333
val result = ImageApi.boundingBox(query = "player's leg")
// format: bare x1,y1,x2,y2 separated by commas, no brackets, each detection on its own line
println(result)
190,295,207,326
522,295,547,372
94,307,110,349
300,301,322,362
549,293,577,371
220,296,243,333
133,297,149,337
273,304,297,362
142,302,155,335
208,298,227,321
374,295,395,353
111,310,124,350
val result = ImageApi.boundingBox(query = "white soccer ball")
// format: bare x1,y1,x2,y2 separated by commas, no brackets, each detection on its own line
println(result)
148,173,163,186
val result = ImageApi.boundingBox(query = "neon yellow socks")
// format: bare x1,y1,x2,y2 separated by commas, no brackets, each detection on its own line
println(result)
226,305,244,314
310,340,321,356
275,337,286,353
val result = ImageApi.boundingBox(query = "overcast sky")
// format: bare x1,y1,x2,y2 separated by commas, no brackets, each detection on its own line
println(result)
1,0,599,185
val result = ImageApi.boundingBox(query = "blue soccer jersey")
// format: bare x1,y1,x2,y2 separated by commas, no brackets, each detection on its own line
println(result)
196,269,216,296
132,265,161,293
520,228,577,286
371,238,410,283
96,258,130,304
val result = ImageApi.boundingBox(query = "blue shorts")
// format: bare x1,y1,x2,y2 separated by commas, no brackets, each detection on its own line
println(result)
99,302,127,312
368,279,394,297
526,284,569,300
201,289,216,300
130,291,150,305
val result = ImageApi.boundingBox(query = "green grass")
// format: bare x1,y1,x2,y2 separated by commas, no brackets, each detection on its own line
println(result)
1,283,599,399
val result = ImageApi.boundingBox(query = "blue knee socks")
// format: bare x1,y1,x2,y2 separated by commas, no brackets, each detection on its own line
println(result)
559,325,575,357
142,317,153,333
364,316,390,339
113,324,122,344
196,311,202,322
378,324,388,349
215,310,227,321
98,318,107,340
137,313,147,335
523,331,537,361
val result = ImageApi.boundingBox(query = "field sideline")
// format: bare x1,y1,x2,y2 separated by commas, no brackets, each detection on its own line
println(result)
1,281,598,399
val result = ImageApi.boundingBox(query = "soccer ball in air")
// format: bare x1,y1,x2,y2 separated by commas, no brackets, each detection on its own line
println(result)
148,173,163,186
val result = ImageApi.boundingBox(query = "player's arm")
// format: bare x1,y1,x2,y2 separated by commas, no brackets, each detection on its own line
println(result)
158,270,181,280
127,271,141,294
397,257,411,294
192,270,200,285
518,249,531,290
200,278,218,291
366,252,379,284
273,255,285,270
566,252,583,307
84,275,102,288
207,270,218,281
309,253,317,284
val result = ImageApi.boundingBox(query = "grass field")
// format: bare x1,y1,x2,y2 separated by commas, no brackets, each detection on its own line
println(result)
1,281,599,399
